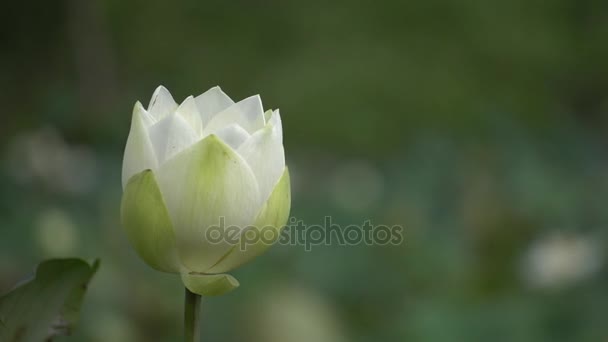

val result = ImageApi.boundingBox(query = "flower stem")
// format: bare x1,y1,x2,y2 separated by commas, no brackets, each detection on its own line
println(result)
184,287,202,342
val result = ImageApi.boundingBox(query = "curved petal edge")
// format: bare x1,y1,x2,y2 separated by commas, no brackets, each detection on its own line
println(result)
122,102,158,189
181,272,240,296
121,170,181,273
206,167,291,274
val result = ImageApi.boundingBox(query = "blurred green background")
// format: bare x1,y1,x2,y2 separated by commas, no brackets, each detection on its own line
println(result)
1,1,608,341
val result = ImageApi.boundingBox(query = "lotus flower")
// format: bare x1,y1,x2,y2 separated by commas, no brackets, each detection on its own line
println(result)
120,86,290,295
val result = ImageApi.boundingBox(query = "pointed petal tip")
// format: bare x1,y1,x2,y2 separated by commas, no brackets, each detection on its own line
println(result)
124,168,152,188
194,86,236,124
238,94,263,107
132,101,149,121
150,85,171,101
197,85,227,98
202,94,265,133
123,104,158,187
176,95,198,110
205,133,221,143
148,85,177,113
200,133,239,154
154,84,169,93
246,94,262,102
202,132,237,147
175,96,203,135
134,101,145,110
132,101,148,117
268,110,282,124
176,95,199,114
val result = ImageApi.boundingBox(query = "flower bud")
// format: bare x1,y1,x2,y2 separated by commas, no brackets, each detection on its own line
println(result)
121,86,290,295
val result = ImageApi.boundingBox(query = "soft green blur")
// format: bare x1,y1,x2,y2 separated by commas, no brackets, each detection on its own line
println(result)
1,1,607,341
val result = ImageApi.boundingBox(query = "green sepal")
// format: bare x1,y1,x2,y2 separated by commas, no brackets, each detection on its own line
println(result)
121,170,181,273
181,272,240,296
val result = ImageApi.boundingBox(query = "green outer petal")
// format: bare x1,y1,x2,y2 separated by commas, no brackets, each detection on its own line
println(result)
181,272,239,296
121,170,180,273
206,167,291,274
156,135,261,273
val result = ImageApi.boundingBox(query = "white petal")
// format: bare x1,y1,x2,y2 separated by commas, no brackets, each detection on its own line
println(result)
148,113,199,165
268,109,283,143
155,135,261,273
194,86,234,126
237,119,285,203
122,102,158,189
139,107,156,129
203,95,265,135
263,109,273,122
206,168,290,274
176,96,203,136
214,124,250,149
148,85,178,121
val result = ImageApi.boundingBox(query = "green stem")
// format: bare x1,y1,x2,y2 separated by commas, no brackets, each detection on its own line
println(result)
184,287,202,342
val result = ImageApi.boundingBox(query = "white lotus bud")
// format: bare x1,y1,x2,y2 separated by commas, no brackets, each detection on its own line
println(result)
121,86,291,296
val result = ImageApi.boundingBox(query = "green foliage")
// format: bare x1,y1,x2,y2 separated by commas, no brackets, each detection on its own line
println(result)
0,259,99,342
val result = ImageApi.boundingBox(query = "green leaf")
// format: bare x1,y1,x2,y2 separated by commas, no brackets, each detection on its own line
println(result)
0,258,99,342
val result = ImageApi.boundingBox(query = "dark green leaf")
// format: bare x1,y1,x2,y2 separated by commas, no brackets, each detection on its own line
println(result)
0,258,99,342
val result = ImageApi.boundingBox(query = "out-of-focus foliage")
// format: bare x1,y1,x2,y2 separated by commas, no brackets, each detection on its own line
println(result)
0,259,99,341
0,0,607,341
